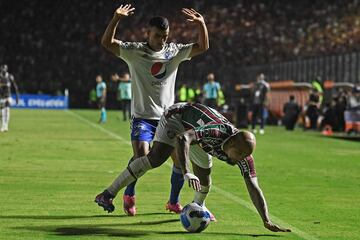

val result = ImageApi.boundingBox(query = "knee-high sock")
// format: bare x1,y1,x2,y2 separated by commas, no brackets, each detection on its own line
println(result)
169,165,184,204
193,184,211,206
107,155,152,197
124,179,137,196
124,157,137,196
101,107,107,122
4,107,9,128
1,108,5,128
2,107,9,128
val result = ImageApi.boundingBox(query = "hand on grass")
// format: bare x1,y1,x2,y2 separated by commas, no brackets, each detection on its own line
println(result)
264,220,291,232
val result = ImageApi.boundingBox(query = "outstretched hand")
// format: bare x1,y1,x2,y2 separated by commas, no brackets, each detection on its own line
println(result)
264,221,291,232
184,173,201,191
182,8,205,24
114,4,135,19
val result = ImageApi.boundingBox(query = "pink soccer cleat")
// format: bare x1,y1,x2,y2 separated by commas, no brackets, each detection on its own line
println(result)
203,205,217,222
123,195,136,216
165,201,183,214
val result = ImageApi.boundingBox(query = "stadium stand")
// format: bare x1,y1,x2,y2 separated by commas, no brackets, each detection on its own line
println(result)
0,0,359,108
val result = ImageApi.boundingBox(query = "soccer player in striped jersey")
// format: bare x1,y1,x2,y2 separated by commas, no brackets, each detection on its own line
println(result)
95,103,291,232
97,4,209,216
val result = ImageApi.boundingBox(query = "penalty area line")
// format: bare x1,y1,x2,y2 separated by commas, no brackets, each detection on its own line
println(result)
66,110,318,240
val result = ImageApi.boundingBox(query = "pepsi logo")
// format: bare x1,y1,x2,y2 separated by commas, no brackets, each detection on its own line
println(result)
151,62,167,79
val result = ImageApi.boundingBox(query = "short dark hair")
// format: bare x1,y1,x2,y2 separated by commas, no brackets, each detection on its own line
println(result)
148,16,169,30
290,95,295,101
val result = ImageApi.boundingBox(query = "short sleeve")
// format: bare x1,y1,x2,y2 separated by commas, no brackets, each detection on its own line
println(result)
172,43,194,63
118,42,143,62
193,124,225,142
237,155,257,178
217,82,221,90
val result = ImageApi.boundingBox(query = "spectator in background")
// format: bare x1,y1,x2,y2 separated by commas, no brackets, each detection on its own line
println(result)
194,83,203,104
334,88,347,131
251,73,270,135
305,89,320,130
203,73,221,109
178,83,195,103
311,77,324,105
96,75,107,124
321,101,336,130
112,73,132,121
348,85,360,109
282,95,301,131
88,88,97,109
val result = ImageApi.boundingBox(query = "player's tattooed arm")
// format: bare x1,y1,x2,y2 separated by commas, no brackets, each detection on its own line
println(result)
244,177,291,232
176,129,201,191
182,8,209,58
101,4,135,56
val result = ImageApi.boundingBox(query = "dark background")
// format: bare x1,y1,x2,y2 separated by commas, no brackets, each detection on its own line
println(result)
1,0,359,108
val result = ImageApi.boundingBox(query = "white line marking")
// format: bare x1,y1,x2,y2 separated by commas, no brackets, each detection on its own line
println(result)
67,110,318,240
212,185,319,240
65,110,129,143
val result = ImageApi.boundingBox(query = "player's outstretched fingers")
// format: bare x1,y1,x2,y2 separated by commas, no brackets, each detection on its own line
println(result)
115,4,135,17
182,8,193,17
190,179,200,191
184,173,201,191
195,180,201,191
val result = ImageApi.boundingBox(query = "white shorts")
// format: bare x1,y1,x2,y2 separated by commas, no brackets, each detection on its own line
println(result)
154,114,213,169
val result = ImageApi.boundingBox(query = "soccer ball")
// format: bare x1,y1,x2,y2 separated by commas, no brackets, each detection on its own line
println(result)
180,202,211,233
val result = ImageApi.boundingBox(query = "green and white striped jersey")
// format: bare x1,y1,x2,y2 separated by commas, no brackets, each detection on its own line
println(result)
165,103,256,177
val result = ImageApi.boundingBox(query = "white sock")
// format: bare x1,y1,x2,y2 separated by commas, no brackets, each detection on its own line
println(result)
193,184,211,206
107,155,152,196
4,107,9,128
1,108,5,129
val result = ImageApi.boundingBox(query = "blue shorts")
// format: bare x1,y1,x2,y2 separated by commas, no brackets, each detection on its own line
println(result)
131,118,159,142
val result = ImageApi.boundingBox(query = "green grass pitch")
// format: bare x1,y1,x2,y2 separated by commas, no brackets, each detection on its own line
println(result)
0,109,359,240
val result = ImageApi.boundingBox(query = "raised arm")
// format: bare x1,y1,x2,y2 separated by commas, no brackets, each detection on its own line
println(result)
101,4,135,56
244,176,291,232
175,129,201,191
182,8,209,58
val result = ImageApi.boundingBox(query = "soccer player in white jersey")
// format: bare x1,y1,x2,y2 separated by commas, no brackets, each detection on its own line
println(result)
0,64,19,132
95,102,291,232
95,4,209,216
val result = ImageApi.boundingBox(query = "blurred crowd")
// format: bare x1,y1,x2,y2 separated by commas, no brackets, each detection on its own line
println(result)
0,0,359,101
303,84,360,133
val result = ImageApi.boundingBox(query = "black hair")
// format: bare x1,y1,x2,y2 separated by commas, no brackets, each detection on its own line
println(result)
148,16,169,30
290,95,295,101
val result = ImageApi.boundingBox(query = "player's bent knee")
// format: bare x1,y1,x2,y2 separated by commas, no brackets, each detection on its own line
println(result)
148,153,168,168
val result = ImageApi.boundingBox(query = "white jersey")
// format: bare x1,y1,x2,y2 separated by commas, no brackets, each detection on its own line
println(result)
117,42,193,119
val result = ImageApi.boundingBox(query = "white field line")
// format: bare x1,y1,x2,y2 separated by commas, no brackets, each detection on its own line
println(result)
67,110,318,240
